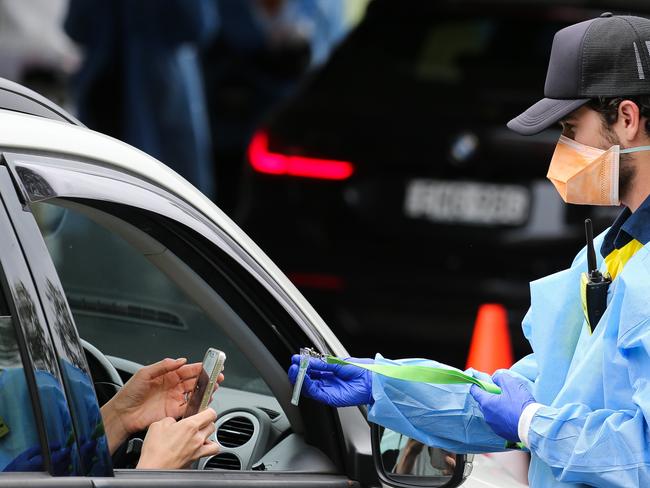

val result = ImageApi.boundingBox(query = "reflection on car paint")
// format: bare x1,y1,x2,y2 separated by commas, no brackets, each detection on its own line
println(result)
44,279,113,475
0,167,112,476
44,280,87,369
14,281,58,373
12,280,77,474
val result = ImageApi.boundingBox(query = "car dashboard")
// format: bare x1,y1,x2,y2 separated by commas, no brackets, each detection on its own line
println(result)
103,354,337,473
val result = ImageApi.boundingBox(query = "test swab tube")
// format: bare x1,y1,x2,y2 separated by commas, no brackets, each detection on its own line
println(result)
291,348,311,406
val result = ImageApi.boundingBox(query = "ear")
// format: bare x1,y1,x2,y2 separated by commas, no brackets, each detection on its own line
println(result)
617,100,642,143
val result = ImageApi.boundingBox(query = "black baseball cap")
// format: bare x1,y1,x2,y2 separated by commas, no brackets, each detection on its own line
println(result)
508,13,650,135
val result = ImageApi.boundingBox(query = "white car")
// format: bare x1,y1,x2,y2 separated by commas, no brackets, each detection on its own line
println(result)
0,78,525,487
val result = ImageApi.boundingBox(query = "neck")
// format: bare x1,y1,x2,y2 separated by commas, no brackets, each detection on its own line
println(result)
625,189,650,212
622,158,650,212
620,137,650,212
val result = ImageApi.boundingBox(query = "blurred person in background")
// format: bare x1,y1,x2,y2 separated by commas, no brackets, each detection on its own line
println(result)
201,0,350,211
64,0,218,199
0,0,79,106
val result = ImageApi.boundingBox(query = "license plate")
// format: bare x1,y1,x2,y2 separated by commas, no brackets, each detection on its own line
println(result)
404,179,530,226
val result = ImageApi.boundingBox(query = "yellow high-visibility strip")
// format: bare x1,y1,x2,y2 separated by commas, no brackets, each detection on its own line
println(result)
581,238,644,331
580,272,589,328
604,239,644,280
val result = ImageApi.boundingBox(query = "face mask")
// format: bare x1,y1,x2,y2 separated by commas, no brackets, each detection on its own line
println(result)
547,135,650,206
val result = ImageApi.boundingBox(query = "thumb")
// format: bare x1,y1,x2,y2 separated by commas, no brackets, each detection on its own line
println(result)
288,365,319,400
142,357,187,379
288,364,299,385
469,384,489,406
299,373,324,403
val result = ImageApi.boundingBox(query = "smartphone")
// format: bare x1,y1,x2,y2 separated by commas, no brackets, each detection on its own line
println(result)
183,348,226,419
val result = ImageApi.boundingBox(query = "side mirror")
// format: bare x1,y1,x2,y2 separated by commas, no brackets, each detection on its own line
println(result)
371,422,472,488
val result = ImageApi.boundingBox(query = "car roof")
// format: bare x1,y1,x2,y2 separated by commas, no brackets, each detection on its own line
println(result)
0,108,347,357
0,77,82,126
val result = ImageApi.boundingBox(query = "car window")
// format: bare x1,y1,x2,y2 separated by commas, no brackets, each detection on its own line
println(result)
0,299,43,472
414,18,561,87
31,201,272,396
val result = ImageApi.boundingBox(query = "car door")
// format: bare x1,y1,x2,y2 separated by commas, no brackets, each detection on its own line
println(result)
0,151,370,488
0,164,103,486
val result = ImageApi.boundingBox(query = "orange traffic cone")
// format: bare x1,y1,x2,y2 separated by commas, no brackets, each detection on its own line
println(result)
465,303,514,374
467,304,529,485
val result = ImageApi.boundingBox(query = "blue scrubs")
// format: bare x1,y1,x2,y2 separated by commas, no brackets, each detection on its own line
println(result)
369,197,650,487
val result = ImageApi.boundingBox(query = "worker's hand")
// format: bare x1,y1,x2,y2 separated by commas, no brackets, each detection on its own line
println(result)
137,408,219,469
469,372,536,442
101,357,224,453
287,356,373,407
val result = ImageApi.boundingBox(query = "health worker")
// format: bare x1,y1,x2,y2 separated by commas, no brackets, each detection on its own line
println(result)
289,13,650,488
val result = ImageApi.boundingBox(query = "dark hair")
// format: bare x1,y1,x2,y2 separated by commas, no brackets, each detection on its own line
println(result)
588,96,650,135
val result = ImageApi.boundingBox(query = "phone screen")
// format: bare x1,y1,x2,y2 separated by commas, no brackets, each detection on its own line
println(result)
183,348,225,418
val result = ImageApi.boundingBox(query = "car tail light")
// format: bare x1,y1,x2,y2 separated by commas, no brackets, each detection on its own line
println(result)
248,131,354,180
288,272,345,291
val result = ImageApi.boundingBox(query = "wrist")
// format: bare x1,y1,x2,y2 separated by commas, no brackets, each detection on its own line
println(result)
136,455,158,469
366,372,374,406
403,443,424,456
137,454,179,470
517,402,543,447
101,398,131,454
136,457,155,469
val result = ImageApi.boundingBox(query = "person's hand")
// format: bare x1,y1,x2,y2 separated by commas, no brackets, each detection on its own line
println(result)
287,355,373,407
441,452,456,476
394,439,425,474
101,357,224,453
136,408,219,469
469,372,536,442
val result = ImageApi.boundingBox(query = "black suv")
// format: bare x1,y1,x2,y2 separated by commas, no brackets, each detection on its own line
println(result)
238,0,644,366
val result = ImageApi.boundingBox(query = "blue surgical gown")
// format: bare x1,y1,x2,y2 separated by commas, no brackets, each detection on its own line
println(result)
1,362,109,475
368,230,650,487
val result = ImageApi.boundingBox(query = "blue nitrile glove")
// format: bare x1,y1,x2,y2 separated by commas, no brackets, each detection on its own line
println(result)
469,372,536,442
287,355,373,407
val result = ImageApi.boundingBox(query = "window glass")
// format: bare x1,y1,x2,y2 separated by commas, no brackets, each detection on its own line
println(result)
32,201,271,396
339,7,567,124
0,314,44,472
413,19,562,88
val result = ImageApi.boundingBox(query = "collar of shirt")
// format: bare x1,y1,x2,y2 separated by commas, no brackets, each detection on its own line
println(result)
600,193,650,258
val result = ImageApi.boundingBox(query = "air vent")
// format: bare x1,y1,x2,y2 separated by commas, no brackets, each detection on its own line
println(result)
258,407,280,420
205,453,241,470
217,416,255,448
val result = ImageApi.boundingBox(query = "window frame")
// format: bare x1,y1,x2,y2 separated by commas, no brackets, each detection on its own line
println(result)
0,165,84,476
5,152,334,354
